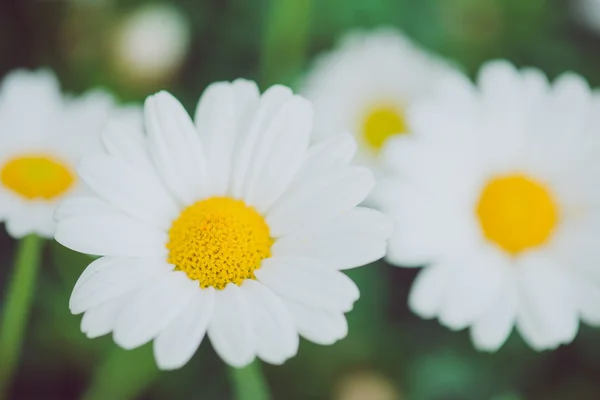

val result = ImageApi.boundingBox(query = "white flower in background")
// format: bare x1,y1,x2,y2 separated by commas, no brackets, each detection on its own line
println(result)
377,60,600,351
111,3,191,87
574,0,600,35
302,28,457,169
0,69,129,238
55,80,392,369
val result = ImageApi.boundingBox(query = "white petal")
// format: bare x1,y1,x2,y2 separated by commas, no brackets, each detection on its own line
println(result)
255,256,359,312
438,252,508,331
293,132,357,184
243,96,312,212
283,300,348,345
194,82,236,196
272,207,392,269
154,287,215,370
81,293,132,339
102,118,152,170
113,271,198,350
145,91,209,204
516,254,579,349
267,167,374,237
230,85,293,198
470,282,517,352
54,196,116,222
207,283,256,367
55,213,168,257
70,257,171,314
577,276,600,327
78,154,179,230
408,264,455,319
241,280,299,364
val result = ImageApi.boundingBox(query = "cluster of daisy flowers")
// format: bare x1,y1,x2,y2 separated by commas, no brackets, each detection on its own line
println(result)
1,27,600,389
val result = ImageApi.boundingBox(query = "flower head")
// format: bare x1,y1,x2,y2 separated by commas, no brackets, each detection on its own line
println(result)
55,80,392,369
0,69,132,238
302,28,456,169
378,60,600,351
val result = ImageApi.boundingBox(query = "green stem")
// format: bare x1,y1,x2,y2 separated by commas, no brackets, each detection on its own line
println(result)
229,361,271,400
261,0,314,88
0,234,44,399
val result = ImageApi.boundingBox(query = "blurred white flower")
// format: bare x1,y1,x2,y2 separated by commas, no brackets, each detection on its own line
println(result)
111,4,191,87
574,0,600,34
302,28,457,170
55,81,392,370
0,69,132,238
377,60,600,351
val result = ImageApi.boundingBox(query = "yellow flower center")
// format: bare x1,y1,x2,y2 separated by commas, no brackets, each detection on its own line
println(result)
476,174,558,255
0,154,75,200
362,105,407,151
167,197,273,290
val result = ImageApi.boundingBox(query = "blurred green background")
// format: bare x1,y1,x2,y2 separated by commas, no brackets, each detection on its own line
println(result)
1,0,600,399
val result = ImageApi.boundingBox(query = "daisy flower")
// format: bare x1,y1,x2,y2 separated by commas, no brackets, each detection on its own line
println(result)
377,60,600,351
302,28,456,169
54,80,392,369
0,69,129,238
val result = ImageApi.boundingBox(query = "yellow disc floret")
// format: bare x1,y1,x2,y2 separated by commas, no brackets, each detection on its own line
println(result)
362,105,407,151
167,197,273,289
476,174,559,255
0,154,75,200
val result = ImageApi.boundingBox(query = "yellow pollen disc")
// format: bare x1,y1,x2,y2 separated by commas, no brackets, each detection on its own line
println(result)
167,197,273,290
476,174,558,255
0,154,75,200
362,105,408,151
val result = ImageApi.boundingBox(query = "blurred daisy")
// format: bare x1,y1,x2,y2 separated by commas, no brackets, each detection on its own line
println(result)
302,28,456,169
110,3,191,89
574,0,600,35
55,81,392,369
377,60,600,351
0,69,125,238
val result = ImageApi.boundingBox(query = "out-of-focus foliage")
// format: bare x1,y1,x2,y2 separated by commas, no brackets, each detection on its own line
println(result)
1,0,600,399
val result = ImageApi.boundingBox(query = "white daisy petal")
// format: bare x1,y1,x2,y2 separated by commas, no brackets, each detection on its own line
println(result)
408,264,456,319
283,300,348,345
293,132,357,184
241,280,299,364
145,91,209,204
243,96,312,212
102,117,152,169
113,271,198,350
78,154,178,229
230,85,293,198
438,251,509,331
208,283,256,368
267,167,374,237
194,82,236,196
54,196,116,223
81,293,133,339
271,207,392,269
255,256,359,313
470,282,518,352
55,213,168,257
70,257,171,314
577,276,600,327
154,287,215,370
517,254,579,349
